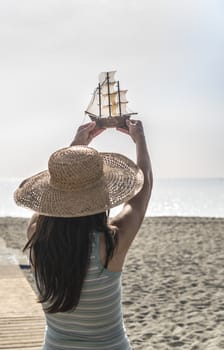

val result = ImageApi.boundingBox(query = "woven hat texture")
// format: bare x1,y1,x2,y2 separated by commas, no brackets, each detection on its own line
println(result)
14,146,144,217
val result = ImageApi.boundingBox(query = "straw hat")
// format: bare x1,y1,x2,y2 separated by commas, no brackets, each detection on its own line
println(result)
14,146,144,217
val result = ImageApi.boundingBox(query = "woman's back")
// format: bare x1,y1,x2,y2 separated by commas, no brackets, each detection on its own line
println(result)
44,233,131,350
15,119,153,350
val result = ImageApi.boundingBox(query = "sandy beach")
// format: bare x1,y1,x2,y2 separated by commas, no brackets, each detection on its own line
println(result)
1,216,224,350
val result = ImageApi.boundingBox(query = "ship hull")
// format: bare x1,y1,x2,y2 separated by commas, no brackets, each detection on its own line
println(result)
87,113,137,128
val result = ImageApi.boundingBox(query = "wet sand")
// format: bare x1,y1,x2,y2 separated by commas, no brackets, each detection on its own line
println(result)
1,216,224,350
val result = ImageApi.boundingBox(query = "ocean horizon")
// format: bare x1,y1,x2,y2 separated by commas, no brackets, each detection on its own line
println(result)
1,177,224,218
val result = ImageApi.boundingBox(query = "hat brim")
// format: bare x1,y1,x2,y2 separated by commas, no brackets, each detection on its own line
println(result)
14,153,144,217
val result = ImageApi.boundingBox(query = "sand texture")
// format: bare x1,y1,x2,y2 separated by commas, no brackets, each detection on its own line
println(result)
1,216,224,350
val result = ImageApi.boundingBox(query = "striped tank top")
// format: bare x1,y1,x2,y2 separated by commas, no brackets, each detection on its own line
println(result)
42,233,132,350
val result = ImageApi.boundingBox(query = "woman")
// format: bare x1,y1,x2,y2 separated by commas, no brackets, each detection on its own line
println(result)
14,119,153,350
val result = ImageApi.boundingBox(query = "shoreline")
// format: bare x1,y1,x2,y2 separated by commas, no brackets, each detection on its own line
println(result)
1,216,224,349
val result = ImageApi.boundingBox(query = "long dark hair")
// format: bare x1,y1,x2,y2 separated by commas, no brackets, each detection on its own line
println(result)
23,212,117,313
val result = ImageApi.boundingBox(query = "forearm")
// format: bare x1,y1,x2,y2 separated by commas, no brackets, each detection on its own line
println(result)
110,120,153,241
121,136,153,220
136,136,153,190
111,137,153,241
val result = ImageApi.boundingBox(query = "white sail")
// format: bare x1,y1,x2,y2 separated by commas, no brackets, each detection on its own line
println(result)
110,90,128,104
101,81,116,95
101,91,128,110
85,88,100,116
102,102,128,117
99,71,116,84
119,103,128,115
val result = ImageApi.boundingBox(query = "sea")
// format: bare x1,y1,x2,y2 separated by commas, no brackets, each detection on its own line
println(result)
1,178,224,218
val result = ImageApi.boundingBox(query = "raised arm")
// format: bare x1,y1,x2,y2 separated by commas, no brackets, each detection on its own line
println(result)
110,119,153,252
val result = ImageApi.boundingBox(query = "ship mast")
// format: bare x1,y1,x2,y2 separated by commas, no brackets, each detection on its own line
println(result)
106,72,111,117
98,83,101,117
117,80,122,117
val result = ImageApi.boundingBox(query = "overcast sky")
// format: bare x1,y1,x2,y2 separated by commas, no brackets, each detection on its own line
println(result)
0,0,223,179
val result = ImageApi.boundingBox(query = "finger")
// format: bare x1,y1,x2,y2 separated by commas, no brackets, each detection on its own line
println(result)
78,123,91,131
78,122,96,131
84,122,96,131
87,121,96,129
128,119,141,126
91,128,106,138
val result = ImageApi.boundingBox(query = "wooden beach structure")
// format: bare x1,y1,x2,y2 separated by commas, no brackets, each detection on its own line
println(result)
0,238,45,350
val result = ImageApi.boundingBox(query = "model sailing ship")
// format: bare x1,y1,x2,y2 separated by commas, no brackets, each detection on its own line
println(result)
85,71,137,128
